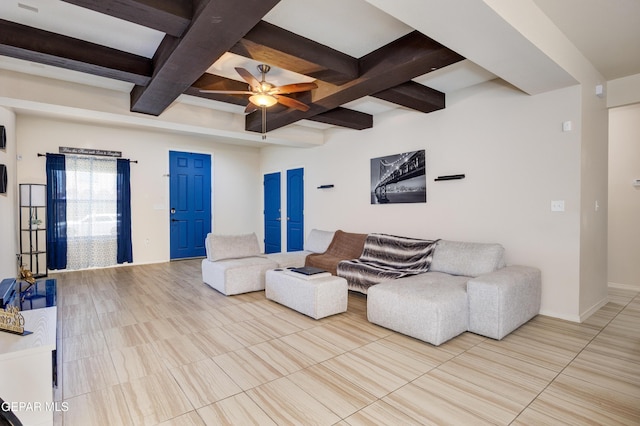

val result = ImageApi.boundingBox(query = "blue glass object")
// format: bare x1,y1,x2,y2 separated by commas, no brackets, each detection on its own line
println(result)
5,278,57,310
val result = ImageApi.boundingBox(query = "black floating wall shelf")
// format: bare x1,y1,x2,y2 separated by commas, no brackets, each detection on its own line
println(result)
0,164,6,194
317,184,334,189
434,174,465,181
0,125,6,149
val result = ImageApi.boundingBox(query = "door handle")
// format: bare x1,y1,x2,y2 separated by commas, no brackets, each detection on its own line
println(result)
275,217,281,221
171,219,179,222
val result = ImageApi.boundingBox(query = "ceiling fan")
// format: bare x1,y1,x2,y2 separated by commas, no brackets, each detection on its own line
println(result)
200,64,317,139
200,64,317,112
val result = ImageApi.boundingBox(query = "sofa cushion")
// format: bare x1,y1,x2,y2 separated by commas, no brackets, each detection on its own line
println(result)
430,240,505,277
305,230,367,275
265,251,310,268
304,229,335,253
205,233,260,261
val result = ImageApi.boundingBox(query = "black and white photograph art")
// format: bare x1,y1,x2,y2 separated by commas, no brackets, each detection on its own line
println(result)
371,150,426,204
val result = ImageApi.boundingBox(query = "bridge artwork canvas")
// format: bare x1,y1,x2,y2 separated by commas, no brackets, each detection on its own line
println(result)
371,150,426,204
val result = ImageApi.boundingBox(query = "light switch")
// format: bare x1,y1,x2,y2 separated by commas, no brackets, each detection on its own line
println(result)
562,121,572,132
551,200,565,212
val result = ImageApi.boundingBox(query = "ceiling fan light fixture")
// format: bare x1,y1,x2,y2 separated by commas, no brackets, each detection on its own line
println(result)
249,93,278,107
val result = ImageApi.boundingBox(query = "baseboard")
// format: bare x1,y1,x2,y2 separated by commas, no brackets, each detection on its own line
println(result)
537,309,581,323
580,297,609,323
47,259,169,274
608,281,640,292
541,295,616,323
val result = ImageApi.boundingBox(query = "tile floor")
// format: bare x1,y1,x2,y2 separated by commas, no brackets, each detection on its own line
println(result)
49,260,640,425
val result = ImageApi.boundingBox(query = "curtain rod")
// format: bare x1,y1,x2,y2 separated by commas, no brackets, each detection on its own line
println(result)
37,153,138,163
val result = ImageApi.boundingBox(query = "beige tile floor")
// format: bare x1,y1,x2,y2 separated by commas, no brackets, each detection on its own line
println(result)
50,260,639,425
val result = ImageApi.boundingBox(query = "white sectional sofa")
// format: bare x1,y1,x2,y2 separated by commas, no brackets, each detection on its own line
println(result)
366,239,541,345
201,231,541,346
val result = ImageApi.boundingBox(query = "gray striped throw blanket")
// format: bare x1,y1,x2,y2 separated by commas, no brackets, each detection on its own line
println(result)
337,233,438,294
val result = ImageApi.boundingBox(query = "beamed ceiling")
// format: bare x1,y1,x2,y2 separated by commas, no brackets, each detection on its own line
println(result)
2,0,639,146
0,0,466,135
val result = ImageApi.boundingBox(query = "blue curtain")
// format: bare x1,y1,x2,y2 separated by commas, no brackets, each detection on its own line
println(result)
46,154,67,270
116,159,133,264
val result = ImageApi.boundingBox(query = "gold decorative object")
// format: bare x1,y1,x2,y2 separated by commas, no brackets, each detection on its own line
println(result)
19,265,36,285
0,305,27,335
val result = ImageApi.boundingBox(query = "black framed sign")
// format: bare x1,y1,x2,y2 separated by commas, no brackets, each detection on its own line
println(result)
0,126,6,149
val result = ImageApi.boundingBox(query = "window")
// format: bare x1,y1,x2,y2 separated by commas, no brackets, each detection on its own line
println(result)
65,156,118,269
46,153,132,271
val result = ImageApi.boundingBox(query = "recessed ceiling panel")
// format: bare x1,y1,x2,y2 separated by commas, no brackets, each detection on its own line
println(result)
342,97,399,115
207,53,316,87
0,56,135,92
414,60,496,93
0,0,164,58
264,0,413,57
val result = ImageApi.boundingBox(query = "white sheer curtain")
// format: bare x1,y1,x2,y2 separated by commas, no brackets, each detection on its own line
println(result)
65,156,118,269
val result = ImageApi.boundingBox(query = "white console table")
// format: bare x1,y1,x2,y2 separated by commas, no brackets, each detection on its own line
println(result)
0,306,57,426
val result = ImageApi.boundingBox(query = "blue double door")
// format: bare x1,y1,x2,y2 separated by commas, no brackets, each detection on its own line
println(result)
264,168,304,254
169,151,211,259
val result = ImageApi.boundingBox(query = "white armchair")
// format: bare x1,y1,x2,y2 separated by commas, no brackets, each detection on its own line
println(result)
201,233,277,295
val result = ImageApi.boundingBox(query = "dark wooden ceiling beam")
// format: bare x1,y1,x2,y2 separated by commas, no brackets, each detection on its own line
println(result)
0,19,152,85
246,31,464,133
372,81,445,113
2,2,457,132
307,108,373,130
231,21,358,85
130,0,280,116
61,0,192,37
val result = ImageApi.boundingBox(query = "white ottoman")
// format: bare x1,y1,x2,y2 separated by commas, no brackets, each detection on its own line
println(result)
265,269,348,319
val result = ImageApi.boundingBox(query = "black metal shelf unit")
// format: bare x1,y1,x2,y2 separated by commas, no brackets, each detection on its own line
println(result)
19,183,48,278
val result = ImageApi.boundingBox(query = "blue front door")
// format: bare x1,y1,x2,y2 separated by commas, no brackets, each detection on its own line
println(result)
287,168,304,252
169,151,211,259
264,172,281,254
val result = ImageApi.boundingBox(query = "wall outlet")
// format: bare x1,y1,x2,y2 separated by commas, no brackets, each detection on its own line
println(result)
551,200,565,212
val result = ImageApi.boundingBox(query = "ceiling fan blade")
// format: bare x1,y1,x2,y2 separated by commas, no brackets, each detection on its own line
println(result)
270,82,318,95
235,67,261,91
199,90,253,94
245,103,259,114
274,95,310,112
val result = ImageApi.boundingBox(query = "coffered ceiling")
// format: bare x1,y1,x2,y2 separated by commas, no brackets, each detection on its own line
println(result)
0,0,638,145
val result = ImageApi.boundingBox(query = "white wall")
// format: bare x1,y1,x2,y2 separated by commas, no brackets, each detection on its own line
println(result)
608,103,640,289
0,107,18,279
578,78,610,319
15,115,263,265
261,80,586,320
